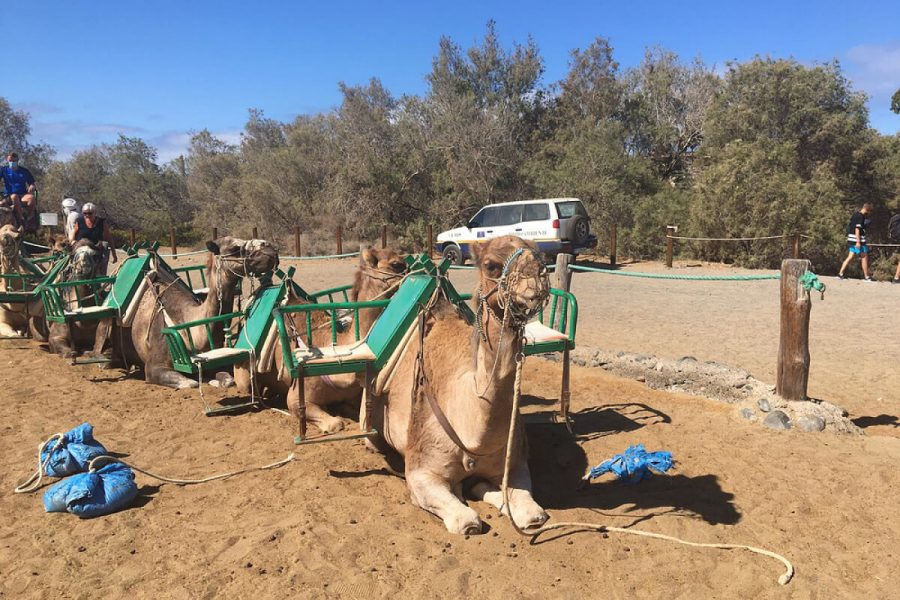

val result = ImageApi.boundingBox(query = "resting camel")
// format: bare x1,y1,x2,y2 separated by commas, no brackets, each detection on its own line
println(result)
237,247,408,433
370,236,551,534
118,237,279,389
0,228,70,339
47,239,109,357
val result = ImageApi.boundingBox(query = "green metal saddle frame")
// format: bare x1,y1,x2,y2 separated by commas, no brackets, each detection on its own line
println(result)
161,277,289,376
273,253,578,443
0,254,69,304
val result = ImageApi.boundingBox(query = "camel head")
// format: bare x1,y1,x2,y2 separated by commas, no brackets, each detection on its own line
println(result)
352,247,408,301
472,235,550,330
69,239,105,280
0,224,22,268
43,232,72,255
206,236,280,284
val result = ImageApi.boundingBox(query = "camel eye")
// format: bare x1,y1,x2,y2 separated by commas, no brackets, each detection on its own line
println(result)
484,260,501,273
390,262,405,273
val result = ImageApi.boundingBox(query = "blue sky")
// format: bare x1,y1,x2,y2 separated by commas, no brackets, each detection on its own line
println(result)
13,0,900,163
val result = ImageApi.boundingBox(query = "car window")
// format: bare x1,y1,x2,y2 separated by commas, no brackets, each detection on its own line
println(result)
555,201,588,219
474,206,500,228
497,205,523,226
523,203,550,222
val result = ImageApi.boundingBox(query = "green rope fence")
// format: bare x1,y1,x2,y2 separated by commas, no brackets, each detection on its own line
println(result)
569,264,781,281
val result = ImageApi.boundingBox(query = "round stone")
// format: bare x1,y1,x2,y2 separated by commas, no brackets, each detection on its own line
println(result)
740,408,755,420
763,410,792,431
796,415,826,432
757,398,771,412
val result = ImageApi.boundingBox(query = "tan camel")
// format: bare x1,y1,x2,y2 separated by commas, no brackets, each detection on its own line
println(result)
0,226,72,340
46,239,109,357
235,247,407,433
118,237,279,389
370,236,551,534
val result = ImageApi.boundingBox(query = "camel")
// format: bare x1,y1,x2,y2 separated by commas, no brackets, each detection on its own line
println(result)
0,226,69,340
117,236,279,389
236,247,408,433
46,239,109,357
370,236,551,534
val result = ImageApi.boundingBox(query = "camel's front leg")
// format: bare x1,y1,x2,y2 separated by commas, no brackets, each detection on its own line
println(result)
88,318,113,359
469,462,548,530
407,469,482,535
286,376,345,435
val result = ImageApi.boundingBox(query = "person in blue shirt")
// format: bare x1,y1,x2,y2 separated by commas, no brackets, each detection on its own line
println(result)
1,152,37,230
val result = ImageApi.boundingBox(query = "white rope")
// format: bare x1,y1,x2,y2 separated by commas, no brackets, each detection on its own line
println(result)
156,249,208,258
669,235,789,242
280,252,360,261
867,243,900,248
86,453,296,485
14,434,64,493
498,343,794,586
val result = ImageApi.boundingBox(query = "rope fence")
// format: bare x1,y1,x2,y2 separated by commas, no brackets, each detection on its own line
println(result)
569,264,781,281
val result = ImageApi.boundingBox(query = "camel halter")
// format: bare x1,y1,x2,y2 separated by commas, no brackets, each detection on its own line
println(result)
474,247,549,343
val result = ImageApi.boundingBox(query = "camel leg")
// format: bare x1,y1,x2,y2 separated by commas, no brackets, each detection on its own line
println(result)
88,318,113,359
145,364,199,389
469,464,548,529
288,376,346,435
0,320,20,337
406,469,483,535
48,322,76,358
233,363,252,394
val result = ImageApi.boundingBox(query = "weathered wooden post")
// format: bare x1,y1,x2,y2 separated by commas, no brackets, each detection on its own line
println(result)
427,224,434,258
294,226,301,257
666,226,675,268
792,233,801,259
129,228,136,245
170,228,177,257
554,253,574,431
776,259,813,400
336,225,343,255
609,223,617,267
252,226,258,240
381,225,388,249
212,227,218,241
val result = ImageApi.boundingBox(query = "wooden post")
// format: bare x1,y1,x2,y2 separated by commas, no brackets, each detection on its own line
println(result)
666,226,675,268
381,225,387,249
212,227,218,241
170,227,177,257
792,233,801,259
427,224,434,258
554,253,573,326
252,226,258,239
776,259,812,401
336,225,343,255
294,225,301,257
129,228,136,245
609,224,617,267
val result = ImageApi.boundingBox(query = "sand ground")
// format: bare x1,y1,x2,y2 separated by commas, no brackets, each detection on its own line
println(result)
1,254,898,598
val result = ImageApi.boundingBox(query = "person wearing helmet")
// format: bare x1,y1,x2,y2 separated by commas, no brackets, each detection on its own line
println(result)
61,198,80,240
71,202,117,273
1,152,37,231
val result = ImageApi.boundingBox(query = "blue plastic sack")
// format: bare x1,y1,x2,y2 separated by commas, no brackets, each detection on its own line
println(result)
40,423,108,478
43,462,138,518
586,444,674,484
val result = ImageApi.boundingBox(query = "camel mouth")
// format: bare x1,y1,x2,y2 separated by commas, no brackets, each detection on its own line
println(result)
244,246,280,275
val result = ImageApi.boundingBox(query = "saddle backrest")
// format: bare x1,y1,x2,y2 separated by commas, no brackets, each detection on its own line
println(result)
233,283,287,356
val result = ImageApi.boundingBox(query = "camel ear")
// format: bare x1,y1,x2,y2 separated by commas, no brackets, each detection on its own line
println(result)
206,241,221,255
360,247,378,268
471,241,485,264
9,227,20,239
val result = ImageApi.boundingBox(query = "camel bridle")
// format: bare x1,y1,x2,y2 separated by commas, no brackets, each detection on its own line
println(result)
474,247,550,342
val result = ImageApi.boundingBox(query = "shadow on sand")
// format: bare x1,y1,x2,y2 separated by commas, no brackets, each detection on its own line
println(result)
851,414,899,429
525,402,740,530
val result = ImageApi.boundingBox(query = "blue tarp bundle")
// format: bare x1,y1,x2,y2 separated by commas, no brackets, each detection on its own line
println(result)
43,462,138,518
40,423,108,477
586,444,674,484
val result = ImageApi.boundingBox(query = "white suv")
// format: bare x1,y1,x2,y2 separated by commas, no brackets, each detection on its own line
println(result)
435,198,596,265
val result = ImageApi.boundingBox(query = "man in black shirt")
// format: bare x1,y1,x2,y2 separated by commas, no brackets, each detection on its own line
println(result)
838,202,874,281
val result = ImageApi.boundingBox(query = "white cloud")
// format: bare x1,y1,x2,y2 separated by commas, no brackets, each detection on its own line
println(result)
150,129,243,164
845,42,900,93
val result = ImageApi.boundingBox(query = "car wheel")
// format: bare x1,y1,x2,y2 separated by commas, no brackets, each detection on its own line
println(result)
570,216,590,245
442,244,464,266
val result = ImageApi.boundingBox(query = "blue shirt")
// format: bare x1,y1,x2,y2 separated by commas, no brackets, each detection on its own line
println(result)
1,165,35,195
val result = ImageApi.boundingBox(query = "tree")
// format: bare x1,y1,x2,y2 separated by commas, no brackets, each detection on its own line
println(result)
0,97,54,176
892,89,900,114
